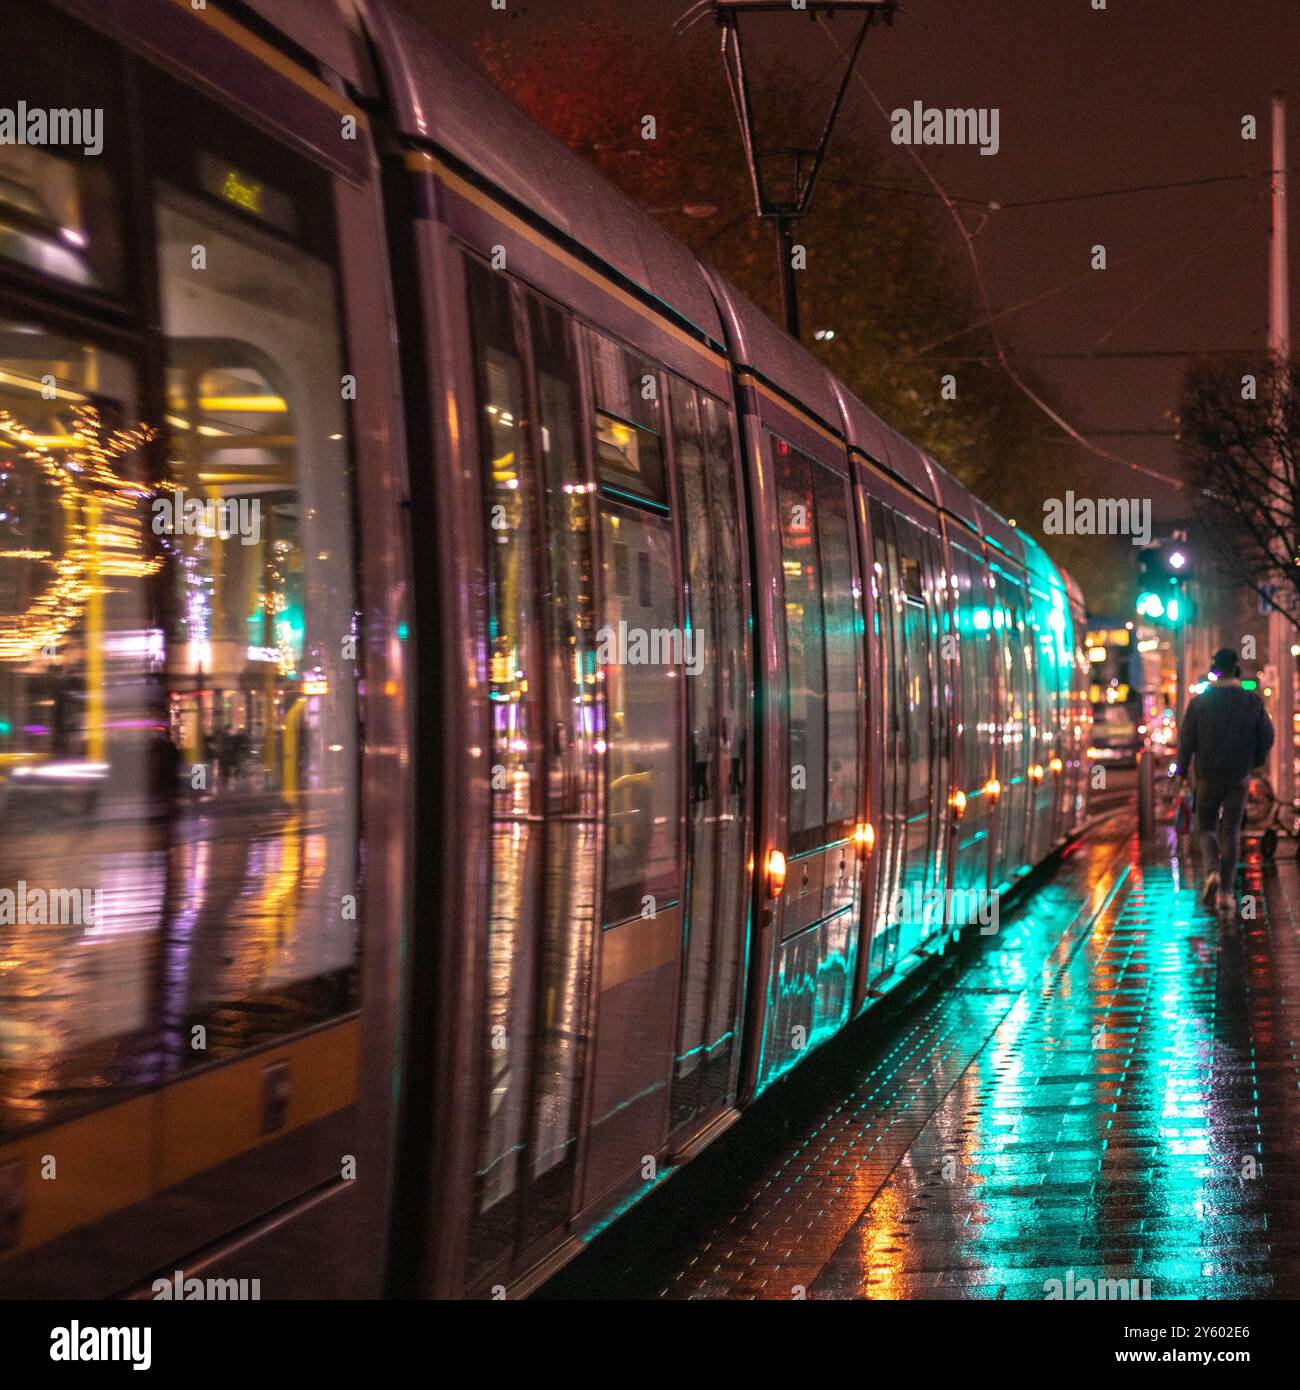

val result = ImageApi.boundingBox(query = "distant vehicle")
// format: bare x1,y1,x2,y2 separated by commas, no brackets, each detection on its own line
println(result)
1085,622,1145,767
1088,701,1142,767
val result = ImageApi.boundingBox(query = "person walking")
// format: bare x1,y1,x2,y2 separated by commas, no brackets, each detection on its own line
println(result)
1175,646,1275,919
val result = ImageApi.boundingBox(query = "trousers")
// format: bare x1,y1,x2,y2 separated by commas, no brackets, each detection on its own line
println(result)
1194,775,1250,888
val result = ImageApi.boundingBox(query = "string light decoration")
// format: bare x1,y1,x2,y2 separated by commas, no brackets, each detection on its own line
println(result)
0,404,158,662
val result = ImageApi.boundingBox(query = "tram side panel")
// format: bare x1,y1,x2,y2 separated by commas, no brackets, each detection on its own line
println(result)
398,151,764,1293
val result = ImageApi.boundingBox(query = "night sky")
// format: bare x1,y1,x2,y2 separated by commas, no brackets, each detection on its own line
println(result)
398,0,1300,524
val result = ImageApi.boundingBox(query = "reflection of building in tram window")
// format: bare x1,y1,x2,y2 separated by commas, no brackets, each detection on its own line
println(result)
146,186,361,1059
589,331,665,504
155,189,356,813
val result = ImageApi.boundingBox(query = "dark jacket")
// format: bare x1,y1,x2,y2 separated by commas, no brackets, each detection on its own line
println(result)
1176,679,1275,783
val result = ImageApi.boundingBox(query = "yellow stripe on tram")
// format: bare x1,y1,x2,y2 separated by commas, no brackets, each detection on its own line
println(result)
167,0,369,129
0,1018,361,1261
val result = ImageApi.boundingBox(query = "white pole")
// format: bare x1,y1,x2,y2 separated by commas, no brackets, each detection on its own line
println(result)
1269,92,1293,805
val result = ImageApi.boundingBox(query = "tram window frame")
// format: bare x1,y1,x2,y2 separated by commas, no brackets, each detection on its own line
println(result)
587,330,668,507
773,435,861,855
0,14,370,1141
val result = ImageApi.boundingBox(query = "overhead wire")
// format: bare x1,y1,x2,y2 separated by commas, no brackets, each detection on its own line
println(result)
816,13,1191,491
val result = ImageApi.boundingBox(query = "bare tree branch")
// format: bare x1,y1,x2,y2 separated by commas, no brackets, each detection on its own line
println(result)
1180,355,1300,631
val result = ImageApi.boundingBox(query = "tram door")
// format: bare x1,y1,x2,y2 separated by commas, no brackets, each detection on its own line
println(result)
866,501,940,972
950,541,997,900
464,267,602,1277
991,568,1033,888
893,514,939,956
867,500,904,978
581,332,686,1207
667,385,752,1140
923,528,953,931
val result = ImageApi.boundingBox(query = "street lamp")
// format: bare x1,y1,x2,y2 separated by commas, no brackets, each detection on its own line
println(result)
678,0,898,340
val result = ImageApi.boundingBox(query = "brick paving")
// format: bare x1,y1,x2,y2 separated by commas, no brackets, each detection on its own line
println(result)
539,813,1300,1300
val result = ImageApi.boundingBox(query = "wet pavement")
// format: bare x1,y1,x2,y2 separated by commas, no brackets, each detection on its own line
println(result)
0,796,358,1135
539,806,1300,1299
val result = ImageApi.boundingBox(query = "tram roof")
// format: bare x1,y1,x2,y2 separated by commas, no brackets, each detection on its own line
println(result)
361,0,729,353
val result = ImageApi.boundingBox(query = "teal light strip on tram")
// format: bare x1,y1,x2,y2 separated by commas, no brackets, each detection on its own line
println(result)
600,482,671,515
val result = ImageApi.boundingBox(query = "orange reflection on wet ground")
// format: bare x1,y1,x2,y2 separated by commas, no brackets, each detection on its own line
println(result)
0,793,357,1136
541,814,1300,1300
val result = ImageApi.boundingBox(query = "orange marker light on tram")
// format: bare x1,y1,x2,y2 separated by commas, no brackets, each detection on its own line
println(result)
766,848,788,898
854,821,876,853
984,777,1002,801
1029,764,1044,782
949,789,967,819
1048,755,1064,774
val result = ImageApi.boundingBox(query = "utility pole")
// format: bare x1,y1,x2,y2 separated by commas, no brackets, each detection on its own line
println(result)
1172,530,1187,724
777,216,801,342
1268,92,1294,806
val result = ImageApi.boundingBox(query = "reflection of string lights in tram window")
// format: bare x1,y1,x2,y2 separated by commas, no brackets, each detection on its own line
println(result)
0,405,157,661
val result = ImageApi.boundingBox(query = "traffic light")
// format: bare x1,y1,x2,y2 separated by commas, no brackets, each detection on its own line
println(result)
1136,545,1190,626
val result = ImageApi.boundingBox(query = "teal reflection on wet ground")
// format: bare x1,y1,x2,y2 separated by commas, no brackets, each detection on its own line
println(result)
540,818,1300,1299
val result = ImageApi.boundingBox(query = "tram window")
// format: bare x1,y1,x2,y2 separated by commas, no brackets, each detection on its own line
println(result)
0,1,123,292
0,326,155,1135
775,441,827,844
462,261,541,1257
675,389,751,1120
523,293,596,1208
953,545,989,792
674,385,720,1095
1001,579,1031,767
588,331,665,503
814,465,859,831
154,186,360,1058
774,439,860,849
895,517,934,834
599,498,682,925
